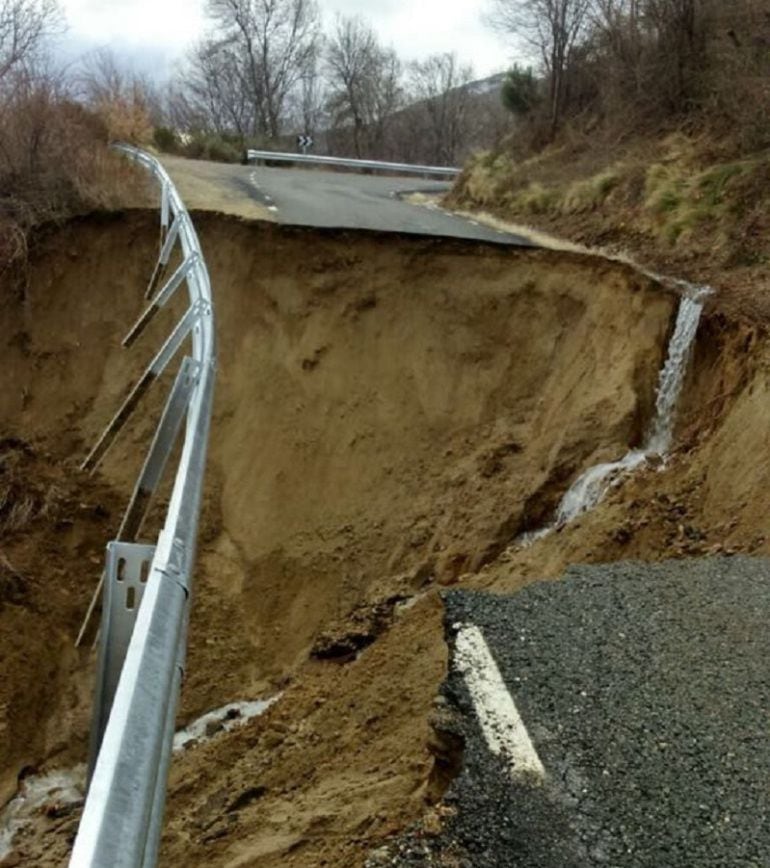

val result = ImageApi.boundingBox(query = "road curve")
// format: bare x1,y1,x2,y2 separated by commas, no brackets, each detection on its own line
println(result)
161,155,531,245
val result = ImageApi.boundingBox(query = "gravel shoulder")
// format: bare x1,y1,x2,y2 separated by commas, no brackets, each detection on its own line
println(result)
160,154,276,222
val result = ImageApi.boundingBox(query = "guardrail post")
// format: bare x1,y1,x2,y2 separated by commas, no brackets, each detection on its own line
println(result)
146,216,180,299
88,541,157,778
124,257,198,349
159,181,170,247
81,307,198,473
76,357,199,648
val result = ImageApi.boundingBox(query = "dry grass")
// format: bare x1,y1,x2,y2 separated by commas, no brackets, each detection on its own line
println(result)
643,156,756,245
453,127,770,265
562,169,622,213
456,146,624,218
0,73,150,288
0,440,61,535
490,165,622,217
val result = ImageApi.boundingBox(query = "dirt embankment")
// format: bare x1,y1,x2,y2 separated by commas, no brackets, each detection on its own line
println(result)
0,210,765,866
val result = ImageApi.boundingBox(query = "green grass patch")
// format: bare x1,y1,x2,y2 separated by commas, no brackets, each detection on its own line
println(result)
696,162,750,207
562,169,621,213
643,157,760,246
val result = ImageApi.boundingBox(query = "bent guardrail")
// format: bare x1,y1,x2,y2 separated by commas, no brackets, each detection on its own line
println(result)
245,148,461,178
70,145,216,868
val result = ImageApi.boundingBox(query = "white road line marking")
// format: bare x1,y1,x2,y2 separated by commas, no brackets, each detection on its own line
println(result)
454,622,546,781
248,170,276,212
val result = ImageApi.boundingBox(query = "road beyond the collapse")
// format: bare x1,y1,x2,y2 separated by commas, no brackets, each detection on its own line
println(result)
161,154,530,244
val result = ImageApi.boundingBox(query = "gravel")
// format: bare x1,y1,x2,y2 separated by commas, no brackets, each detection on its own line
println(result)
423,557,770,867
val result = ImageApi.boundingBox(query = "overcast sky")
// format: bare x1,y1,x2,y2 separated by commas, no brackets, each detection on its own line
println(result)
58,0,515,80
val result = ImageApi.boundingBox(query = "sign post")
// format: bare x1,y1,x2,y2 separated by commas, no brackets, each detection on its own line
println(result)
297,134,314,155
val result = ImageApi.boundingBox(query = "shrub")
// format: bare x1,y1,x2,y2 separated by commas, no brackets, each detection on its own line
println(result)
153,126,179,152
562,169,621,213
180,132,243,163
92,90,153,144
0,72,147,290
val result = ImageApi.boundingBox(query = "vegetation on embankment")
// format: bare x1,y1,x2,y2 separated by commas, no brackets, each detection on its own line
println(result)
448,132,770,323
0,3,153,291
0,84,148,276
451,2,770,319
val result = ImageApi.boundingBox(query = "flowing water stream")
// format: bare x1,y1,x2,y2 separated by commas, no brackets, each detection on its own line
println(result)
0,696,280,860
521,285,709,544
173,696,280,751
0,766,86,860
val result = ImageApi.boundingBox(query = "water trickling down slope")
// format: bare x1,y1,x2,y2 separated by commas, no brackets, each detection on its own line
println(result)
526,285,708,540
0,767,85,861
173,697,280,752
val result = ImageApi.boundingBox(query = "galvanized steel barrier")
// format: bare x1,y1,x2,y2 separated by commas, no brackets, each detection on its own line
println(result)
246,148,461,178
70,145,216,867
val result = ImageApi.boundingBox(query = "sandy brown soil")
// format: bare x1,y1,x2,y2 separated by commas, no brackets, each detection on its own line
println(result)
468,312,768,589
0,209,764,866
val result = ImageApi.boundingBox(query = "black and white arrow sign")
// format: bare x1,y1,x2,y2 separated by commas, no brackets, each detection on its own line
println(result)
297,134,314,150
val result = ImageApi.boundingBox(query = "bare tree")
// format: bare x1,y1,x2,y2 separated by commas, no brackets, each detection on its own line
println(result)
326,15,403,158
0,0,61,82
586,0,715,116
172,38,256,138
293,37,325,140
588,0,644,82
205,0,321,140
487,0,591,135
642,0,704,112
410,53,475,164
325,16,378,157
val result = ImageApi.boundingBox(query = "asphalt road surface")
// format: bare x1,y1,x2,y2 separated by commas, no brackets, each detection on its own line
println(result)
162,155,530,244
244,165,516,240
385,557,770,867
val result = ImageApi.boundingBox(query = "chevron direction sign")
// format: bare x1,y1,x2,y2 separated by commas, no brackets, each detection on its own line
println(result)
297,134,314,151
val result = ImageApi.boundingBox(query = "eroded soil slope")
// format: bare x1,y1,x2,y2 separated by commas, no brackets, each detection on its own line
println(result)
1,209,748,866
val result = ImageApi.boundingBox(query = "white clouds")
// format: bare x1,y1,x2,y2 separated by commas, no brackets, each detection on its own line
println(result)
57,0,206,78
322,0,512,74
58,0,513,79
60,0,205,49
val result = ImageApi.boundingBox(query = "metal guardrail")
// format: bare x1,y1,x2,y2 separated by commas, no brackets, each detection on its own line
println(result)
246,148,461,178
69,145,216,867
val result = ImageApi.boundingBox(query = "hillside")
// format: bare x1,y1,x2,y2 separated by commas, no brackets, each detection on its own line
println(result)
448,131,770,323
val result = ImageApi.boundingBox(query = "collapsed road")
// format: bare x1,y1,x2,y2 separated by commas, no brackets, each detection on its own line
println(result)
379,558,770,867
447,559,770,867
2,152,770,866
